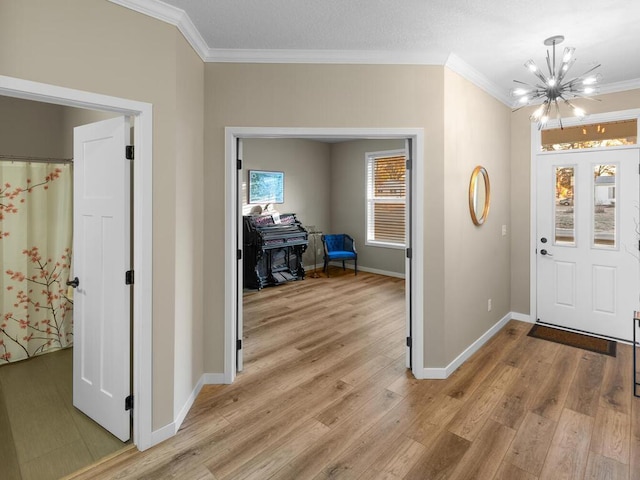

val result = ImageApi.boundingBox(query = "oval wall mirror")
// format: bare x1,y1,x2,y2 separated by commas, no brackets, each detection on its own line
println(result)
469,166,490,226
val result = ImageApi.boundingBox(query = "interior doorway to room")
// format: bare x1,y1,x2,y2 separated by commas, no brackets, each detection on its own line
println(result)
0,96,136,478
0,74,154,454
224,128,425,383
533,116,640,342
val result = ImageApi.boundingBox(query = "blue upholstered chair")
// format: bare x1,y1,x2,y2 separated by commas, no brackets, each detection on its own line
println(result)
321,234,357,276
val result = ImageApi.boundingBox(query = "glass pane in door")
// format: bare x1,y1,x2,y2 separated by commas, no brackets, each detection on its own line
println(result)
555,166,575,245
593,164,616,247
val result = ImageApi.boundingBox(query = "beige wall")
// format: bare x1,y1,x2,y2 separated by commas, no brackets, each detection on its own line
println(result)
0,96,66,158
443,69,511,362
510,88,640,315
203,65,508,367
330,139,406,275
242,138,331,268
0,0,205,430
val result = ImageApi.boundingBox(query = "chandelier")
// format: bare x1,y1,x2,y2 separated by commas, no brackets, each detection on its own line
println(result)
512,35,601,129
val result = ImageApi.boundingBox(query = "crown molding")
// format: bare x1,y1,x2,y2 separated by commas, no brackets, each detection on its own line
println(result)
108,0,209,60
598,78,640,95
444,53,511,106
110,0,640,106
204,48,446,65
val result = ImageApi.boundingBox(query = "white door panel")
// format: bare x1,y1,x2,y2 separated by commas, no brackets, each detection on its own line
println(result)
537,148,639,341
73,117,131,442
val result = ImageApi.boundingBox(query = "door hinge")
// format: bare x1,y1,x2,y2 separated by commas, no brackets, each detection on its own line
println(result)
406,247,412,259
406,158,412,170
237,249,242,260
406,337,412,348
237,159,242,170
126,145,134,160
125,270,134,285
237,339,243,351
125,394,133,411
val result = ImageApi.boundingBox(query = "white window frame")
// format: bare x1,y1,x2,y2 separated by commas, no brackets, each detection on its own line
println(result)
365,149,407,249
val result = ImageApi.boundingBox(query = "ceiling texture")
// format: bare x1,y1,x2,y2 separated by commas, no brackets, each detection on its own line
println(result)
110,0,640,105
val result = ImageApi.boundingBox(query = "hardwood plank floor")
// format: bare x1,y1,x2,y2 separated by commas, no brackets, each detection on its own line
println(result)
66,269,640,479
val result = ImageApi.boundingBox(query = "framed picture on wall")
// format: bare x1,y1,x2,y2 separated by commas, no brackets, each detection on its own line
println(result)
248,170,285,204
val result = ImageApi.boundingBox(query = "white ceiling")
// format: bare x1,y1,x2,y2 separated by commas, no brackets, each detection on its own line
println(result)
112,0,640,104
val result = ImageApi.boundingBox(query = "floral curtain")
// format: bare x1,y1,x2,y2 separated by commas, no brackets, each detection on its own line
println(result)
0,160,73,364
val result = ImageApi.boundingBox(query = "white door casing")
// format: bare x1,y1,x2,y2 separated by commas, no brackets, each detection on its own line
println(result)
73,117,131,442
536,148,640,341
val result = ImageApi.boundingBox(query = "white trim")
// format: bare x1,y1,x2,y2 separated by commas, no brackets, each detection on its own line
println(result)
529,108,640,336
0,75,154,451
444,53,511,106
206,48,447,66
225,127,424,382
327,262,406,279
150,423,175,447
416,311,513,379
108,0,209,60
111,1,640,108
598,78,640,95
510,312,533,322
174,376,204,430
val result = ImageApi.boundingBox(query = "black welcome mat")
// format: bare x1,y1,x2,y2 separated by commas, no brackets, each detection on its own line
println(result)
528,324,616,357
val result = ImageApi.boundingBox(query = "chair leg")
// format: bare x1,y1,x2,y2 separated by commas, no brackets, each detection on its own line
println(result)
342,260,345,271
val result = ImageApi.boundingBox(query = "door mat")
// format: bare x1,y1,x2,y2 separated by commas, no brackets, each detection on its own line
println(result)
527,324,616,357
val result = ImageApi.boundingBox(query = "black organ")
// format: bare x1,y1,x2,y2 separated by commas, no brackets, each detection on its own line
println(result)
243,213,308,289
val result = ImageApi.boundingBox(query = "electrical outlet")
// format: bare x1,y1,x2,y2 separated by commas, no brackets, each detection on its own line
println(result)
488,299,492,311
502,225,507,236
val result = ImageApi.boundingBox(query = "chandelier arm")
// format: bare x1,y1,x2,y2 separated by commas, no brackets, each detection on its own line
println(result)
546,50,554,78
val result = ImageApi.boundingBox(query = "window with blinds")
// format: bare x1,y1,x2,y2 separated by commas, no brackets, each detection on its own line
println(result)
366,151,406,247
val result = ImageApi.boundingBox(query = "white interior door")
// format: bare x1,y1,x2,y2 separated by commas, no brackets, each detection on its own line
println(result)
536,148,640,341
72,116,131,441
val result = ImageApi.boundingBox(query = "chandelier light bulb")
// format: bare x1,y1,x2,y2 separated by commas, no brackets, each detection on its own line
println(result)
512,35,601,129
583,74,601,85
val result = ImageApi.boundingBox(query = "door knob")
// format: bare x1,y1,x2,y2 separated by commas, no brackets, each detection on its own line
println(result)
540,249,553,257
66,277,79,288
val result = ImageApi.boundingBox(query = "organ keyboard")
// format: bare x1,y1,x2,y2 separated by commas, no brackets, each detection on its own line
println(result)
243,213,308,289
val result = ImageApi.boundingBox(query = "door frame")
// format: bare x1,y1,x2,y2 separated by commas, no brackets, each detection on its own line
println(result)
0,75,154,450
224,127,425,383
529,108,640,333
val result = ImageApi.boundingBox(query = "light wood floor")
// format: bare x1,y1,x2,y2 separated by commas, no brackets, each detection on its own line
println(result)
68,269,640,479
0,348,128,480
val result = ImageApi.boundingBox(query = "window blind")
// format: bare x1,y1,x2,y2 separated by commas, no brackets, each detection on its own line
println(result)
366,154,406,246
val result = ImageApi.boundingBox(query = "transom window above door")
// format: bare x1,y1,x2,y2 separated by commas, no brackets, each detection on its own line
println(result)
541,119,637,151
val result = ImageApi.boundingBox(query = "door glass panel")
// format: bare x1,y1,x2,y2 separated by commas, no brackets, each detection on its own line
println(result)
593,165,616,247
555,166,575,245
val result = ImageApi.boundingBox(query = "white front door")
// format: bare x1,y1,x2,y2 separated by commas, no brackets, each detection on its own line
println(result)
72,117,131,441
536,148,639,341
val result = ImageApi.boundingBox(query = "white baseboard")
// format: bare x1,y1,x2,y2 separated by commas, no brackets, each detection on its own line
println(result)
418,311,514,379
510,312,532,322
150,422,175,446
149,371,227,447
327,261,405,279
